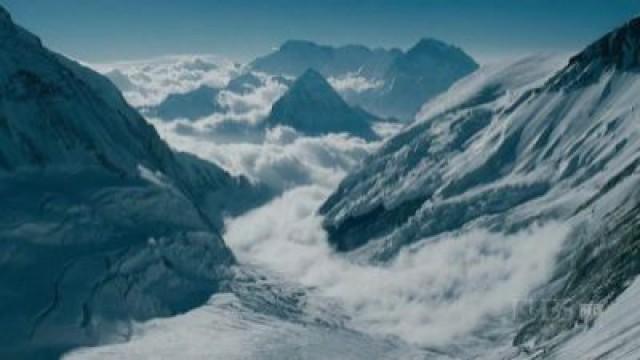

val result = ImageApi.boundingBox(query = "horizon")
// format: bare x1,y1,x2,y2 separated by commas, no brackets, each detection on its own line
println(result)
2,0,640,64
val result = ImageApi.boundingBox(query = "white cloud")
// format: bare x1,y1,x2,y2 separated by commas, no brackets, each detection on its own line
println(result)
91,54,241,107
150,118,376,192
214,73,288,125
131,62,379,192
329,72,384,93
224,185,569,347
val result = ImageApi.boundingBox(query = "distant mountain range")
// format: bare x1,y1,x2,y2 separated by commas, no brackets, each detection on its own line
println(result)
251,38,479,121
250,40,401,79
105,38,478,125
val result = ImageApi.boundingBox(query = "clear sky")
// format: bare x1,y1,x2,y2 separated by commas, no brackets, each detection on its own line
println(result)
2,0,640,64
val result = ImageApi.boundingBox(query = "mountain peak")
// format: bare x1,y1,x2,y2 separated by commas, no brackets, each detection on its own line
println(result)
264,69,378,139
288,68,340,98
297,68,329,84
569,16,640,70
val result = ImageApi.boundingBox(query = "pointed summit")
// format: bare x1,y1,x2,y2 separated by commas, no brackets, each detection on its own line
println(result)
264,69,378,140
288,68,346,103
298,67,329,81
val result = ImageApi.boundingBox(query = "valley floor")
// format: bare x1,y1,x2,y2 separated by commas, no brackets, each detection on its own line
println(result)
61,125,571,359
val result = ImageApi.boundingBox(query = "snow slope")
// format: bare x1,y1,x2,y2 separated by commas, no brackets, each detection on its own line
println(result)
537,276,640,360
63,266,430,360
320,54,567,255
0,7,266,358
320,15,640,356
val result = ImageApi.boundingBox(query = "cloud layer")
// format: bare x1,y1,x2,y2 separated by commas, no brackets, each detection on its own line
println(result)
93,55,240,107
328,72,384,93
151,119,376,192
224,185,569,347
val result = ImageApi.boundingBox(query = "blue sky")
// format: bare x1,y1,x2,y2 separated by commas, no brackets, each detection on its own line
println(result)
2,0,640,63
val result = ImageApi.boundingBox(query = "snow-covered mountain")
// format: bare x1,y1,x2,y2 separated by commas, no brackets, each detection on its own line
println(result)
0,7,268,358
250,40,401,79
250,39,478,121
319,54,564,254
320,15,640,356
263,69,379,140
367,38,479,121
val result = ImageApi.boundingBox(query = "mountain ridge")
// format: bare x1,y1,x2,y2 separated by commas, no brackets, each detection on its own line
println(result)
319,15,640,356
0,7,269,358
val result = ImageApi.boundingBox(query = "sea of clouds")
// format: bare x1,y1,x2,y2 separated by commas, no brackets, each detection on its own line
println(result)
70,56,571,358
92,54,241,107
